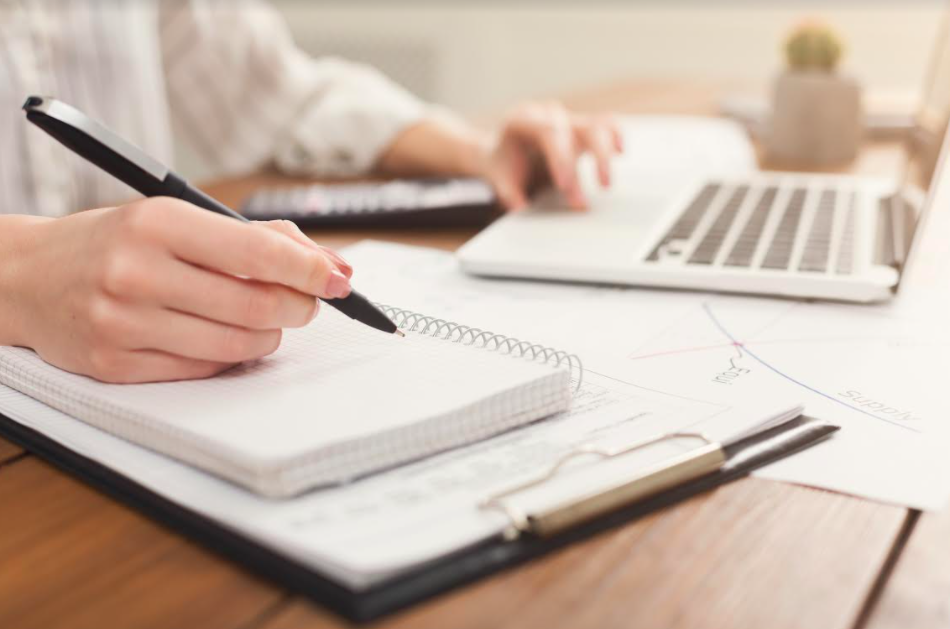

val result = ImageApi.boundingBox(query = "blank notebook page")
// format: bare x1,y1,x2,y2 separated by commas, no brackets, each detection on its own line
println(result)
0,308,571,496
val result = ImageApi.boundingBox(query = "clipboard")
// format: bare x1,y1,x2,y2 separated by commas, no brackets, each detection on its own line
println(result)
0,411,836,623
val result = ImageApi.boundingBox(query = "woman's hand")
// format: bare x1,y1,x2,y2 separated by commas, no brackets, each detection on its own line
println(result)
378,100,624,212
1,198,352,383
486,101,624,211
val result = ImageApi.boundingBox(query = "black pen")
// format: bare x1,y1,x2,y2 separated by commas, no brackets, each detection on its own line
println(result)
22,96,401,337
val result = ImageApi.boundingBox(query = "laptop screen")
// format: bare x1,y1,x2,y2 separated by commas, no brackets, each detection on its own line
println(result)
906,16,950,194
894,13,950,286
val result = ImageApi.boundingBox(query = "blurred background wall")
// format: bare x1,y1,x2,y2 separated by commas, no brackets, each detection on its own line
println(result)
273,1,943,114
179,1,946,178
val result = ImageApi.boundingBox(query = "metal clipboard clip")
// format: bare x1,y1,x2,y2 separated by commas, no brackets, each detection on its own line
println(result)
480,432,727,540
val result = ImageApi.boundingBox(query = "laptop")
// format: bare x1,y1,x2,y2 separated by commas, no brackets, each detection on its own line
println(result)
459,22,950,304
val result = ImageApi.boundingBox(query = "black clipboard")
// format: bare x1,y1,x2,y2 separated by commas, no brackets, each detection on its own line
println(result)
0,412,836,623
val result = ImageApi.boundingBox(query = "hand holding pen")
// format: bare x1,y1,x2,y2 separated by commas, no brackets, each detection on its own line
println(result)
12,97,399,384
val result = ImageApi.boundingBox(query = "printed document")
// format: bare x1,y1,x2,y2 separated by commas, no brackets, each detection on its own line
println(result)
0,370,788,587
344,240,950,510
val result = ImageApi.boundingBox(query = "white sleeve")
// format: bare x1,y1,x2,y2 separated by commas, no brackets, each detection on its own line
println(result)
159,0,429,177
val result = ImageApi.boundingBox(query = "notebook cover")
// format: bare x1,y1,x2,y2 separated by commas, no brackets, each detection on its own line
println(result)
0,412,836,623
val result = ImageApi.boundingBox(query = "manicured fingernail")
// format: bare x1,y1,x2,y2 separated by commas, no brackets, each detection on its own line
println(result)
320,247,353,278
331,254,354,277
326,270,351,299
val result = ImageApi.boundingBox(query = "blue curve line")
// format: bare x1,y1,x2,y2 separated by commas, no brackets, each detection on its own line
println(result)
702,302,919,433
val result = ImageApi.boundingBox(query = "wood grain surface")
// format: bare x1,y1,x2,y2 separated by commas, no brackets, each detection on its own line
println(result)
0,80,931,629
0,436,24,464
0,457,285,629
864,508,950,629
259,480,906,629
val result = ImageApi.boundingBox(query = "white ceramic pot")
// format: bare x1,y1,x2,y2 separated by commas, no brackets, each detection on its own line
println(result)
767,70,863,165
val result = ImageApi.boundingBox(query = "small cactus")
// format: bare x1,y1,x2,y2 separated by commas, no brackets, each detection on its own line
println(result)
785,21,843,71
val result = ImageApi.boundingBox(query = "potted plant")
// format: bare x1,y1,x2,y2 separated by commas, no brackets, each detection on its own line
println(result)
767,21,863,165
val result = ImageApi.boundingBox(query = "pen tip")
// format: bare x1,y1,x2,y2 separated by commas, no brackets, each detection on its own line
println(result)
395,329,406,338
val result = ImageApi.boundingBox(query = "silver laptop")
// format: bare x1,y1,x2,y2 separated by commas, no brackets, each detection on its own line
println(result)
459,23,950,304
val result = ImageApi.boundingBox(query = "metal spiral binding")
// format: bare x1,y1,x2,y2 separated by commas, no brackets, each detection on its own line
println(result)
377,304,583,389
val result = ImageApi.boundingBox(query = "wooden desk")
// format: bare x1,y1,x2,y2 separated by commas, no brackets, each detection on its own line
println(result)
0,81,938,629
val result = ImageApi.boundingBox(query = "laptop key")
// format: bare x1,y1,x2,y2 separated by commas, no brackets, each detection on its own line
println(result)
688,186,748,265
798,190,836,272
646,183,719,261
835,192,856,275
724,187,777,268
761,188,807,270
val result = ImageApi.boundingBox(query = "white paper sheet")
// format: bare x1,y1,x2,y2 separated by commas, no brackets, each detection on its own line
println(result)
0,368,790,588
342,240,950,510
0,307,572,496
577,115,757,192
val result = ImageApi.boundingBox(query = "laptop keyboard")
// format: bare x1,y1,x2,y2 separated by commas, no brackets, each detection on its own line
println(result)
798,190,836,272
761,188,806,269
723,186,776,266
645,184,719,259
688,186,748,264
646,182,856,274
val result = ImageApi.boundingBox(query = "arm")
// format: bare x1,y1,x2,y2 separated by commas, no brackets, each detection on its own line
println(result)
160,0,427,178
0,216,50,348
159,1,622,209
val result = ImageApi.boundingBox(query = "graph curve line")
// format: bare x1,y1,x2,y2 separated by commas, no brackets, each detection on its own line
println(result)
701,302,920,433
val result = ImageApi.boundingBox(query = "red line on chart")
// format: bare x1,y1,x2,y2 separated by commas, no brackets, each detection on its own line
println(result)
701,302,920,433
628,342,743,361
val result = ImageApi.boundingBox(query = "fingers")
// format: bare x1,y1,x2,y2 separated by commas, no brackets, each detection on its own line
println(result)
498,103,627,211
513,105,587,210
132,200,351,298
88,349,233,384
126,258,319,330
489,142,531,211
495,176,530,211
526,106,575,193
258,220,353,279
105,301,284,363
575,120,615,188
610,121,624,153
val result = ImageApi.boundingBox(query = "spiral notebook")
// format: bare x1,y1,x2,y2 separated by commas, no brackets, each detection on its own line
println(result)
0,305,574,497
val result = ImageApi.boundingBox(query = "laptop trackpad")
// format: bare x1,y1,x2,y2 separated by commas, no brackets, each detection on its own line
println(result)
472,188,673,269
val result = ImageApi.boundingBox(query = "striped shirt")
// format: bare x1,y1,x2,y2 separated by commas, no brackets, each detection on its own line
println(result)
0,0,428,217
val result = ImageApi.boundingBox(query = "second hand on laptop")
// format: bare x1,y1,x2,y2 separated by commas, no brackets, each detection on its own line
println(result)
21,96,402,337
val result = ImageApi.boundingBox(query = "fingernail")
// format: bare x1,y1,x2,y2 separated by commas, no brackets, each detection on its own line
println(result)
326,250,354,278
326,270,351,299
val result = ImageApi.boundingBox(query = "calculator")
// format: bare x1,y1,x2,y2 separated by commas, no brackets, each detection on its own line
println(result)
240,178,501,228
